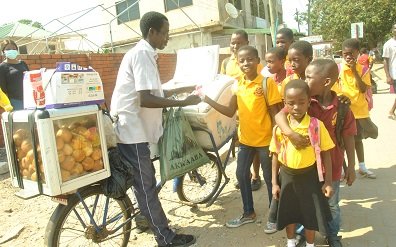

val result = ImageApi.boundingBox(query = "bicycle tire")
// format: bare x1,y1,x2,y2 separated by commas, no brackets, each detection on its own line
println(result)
176,153,221,204
45,184,133,247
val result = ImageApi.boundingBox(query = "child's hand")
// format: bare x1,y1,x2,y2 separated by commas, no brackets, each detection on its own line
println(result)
343,167,356,186
287,132,310,150
337,94,351,105
272,184,281,200
322,183,333,198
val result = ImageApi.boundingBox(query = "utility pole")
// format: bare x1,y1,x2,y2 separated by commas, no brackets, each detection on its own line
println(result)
268,0,277,46
295,8,301,33
307,0,313,35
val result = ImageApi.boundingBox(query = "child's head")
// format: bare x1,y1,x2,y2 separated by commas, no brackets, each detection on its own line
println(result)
284,79,310,121
230,30,249,56
305,59,339,96
237,45,260,78
288,41,313,77
265,47,286,74
276,28,294,51
360,47,368,55
140,11,169,50
341,38,360,65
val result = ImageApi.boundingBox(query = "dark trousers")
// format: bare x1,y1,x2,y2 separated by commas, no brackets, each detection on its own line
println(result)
118,143,175,246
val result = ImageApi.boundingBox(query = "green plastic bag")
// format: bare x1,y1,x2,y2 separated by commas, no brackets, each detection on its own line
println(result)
159,107,210,181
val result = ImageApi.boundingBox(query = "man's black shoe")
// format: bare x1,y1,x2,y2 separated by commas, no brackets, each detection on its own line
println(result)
158,234,196,247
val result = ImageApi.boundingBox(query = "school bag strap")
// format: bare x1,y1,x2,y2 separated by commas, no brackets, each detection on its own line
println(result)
335,99,349,149
307,117,324,182
262,77,269,107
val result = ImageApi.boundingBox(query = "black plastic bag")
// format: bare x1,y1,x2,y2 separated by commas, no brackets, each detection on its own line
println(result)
102,147,134,199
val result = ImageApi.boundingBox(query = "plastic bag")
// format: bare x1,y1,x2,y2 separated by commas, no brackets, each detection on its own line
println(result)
159,107,210,181
102,147,134,199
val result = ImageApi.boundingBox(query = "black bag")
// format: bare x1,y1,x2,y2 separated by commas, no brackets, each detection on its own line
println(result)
102,147,134,199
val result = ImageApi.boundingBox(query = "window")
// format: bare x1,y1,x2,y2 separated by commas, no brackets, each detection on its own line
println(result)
229,0,242,10
19,45,27,54
164,0,193,11
116,0,140,25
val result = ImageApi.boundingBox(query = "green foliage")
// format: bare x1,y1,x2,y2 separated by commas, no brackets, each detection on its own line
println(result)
18,19,45,29
310,0,396,49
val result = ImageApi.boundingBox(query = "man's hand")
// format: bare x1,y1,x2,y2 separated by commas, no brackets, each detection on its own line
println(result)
337,94,351,105
287,132,310,149
322,182,333,198
183,95,201,106
343,167,356,186
272,184,281,200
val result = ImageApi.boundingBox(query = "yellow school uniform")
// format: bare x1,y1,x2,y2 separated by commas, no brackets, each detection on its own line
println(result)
280,73,300,99
233,74,282,147
220,54,264,79
269,114,335,169
337,63,371,119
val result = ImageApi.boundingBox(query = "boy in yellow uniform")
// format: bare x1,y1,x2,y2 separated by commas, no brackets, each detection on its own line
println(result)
220,29,264,191
275,27,295,76
270,79,334,247
334,38,377,179
204,46,282,227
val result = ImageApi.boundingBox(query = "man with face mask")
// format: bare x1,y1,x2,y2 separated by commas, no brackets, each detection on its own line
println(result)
0,39,29,110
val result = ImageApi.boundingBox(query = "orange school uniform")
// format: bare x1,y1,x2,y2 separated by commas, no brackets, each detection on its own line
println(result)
233,74,282,147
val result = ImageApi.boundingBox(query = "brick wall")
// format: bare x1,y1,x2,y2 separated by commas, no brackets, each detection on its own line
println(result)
0,52,229,147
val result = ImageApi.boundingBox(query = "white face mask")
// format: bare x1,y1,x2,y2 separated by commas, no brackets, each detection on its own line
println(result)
4,49,18,59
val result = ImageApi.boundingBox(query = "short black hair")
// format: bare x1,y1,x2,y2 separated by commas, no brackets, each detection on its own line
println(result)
266,47,286,60
284,79,310,98
308,59,339,83
277,28,294,41
238,45,258,58
342,38,360,51
140,11,168,38
289,40,313,58
1,39,18,53
233,29,249,41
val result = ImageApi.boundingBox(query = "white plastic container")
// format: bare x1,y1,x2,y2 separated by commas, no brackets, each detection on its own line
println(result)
163,45,237,150
1,105,110,196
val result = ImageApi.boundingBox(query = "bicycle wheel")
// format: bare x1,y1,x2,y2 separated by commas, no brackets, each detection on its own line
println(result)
176,153,221,204
45,184,133,247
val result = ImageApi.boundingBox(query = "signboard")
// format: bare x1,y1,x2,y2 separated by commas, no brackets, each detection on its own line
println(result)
351,22,364,38
300,35,323,43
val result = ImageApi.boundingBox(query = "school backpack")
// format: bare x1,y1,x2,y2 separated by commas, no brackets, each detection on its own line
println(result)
338,64,373,111
272,117,324,182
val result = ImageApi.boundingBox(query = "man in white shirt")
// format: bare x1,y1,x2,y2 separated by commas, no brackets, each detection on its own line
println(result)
383,23,396,119
111,11,200,247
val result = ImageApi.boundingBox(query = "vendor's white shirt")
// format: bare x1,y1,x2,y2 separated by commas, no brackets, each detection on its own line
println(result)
110,39,164,144
383,38,396,79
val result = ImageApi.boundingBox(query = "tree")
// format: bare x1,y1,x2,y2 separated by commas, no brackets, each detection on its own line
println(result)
309,0,396,49
18,19,45,30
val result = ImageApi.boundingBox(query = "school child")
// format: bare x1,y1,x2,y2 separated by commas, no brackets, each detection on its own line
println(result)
280,41,313,98
334,38,377,179
270,79,334,247
275,59,357,247
276,27,295,76
220,29,264,191
203,46,282,227
264,46,287,94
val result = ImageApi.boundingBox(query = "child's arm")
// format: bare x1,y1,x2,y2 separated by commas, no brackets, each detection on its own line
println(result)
203,94,237,118
164,85,196,98
274,110,310,149
343,135,356,186
349,62,368,93
321,150,333,198
271,153,281,200
268,103,283,127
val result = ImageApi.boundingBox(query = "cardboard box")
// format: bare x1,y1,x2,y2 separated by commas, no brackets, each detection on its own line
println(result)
24,62,105,109
2,105,110,196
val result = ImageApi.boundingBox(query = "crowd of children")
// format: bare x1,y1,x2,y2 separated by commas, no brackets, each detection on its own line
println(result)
211,28,378,247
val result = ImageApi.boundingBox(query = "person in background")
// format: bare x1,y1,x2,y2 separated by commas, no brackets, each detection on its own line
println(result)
0,40,29,110
220,29,264,191
270,79,333,247
205,45,282,228
276,27,295,76
110,11,200,247
383,23,396,120
335,38,377,179
264,46,287,94
358,47,374,70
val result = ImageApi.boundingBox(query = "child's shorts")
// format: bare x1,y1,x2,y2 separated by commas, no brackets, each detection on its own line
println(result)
356,118,378,140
